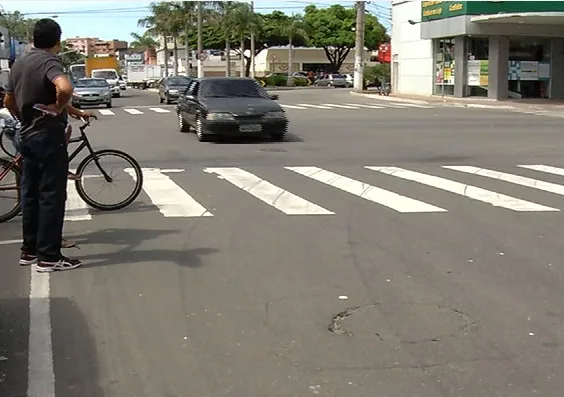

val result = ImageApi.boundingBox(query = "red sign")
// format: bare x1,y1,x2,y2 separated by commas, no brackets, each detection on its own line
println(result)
377,43,391,63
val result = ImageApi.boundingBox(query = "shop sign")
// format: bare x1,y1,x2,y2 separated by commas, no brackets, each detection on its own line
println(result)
467,60,489,86
422,0,564,22
421,1,467,21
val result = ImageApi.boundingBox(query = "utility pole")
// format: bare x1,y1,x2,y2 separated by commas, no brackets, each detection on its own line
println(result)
250,1,255,78
197,1,204,78
353,1,365,92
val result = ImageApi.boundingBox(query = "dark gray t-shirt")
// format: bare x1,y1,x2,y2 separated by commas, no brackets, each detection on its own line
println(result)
6,48,68,139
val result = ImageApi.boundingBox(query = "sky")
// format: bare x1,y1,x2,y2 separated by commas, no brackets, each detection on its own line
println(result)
0,0,391,42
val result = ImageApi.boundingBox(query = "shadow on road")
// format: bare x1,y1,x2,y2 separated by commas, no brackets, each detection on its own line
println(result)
0,297,102,397
65,227,219,270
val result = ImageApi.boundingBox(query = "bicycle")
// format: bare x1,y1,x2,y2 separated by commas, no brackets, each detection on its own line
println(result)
0,118,143,223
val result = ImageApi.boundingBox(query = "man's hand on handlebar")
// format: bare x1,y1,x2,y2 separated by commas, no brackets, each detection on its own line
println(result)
79,110,97,122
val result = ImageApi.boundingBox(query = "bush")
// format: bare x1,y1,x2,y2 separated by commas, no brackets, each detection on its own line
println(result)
293,77,309,86
364,63,391,84
265,74,287,86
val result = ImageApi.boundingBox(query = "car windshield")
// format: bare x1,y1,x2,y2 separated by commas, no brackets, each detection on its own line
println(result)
92,71,118,79
200,79,267,98
75,79,109,88
167,77,191,86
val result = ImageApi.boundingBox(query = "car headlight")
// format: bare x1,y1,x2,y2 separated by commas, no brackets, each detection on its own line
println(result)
101,90,110,96
263,111,285,119
206,113,234,121
168,89,178,94
73,92,83,97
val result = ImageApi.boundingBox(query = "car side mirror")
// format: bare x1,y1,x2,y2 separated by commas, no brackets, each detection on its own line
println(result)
269,94,279,100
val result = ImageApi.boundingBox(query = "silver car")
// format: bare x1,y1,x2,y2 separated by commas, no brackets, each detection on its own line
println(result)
72,78,113,108
314,73,351,88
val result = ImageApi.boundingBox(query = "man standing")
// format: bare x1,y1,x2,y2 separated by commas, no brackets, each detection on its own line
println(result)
3,18,95,272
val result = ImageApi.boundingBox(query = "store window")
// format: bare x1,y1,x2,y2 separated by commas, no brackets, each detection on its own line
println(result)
467,37,489,97
508,38,551,99
434,38,455,96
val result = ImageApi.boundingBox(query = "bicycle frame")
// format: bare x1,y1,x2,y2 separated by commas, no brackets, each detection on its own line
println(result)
66,121,113,182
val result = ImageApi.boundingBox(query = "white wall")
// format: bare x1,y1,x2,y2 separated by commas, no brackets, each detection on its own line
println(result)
391,0,434,96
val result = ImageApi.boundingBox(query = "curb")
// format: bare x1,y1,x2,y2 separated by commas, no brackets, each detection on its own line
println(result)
349,91,430,105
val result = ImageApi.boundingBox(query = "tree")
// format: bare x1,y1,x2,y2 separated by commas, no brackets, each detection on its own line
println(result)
130,32,158,52
138,2,176,76
303,4,387,72
59,41,84,68
273,14,308,86
0,10,37,41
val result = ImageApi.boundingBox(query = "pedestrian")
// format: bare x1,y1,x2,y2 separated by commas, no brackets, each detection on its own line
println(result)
3,18,96,272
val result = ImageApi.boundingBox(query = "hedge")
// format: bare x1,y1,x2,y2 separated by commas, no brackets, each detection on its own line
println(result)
256,75,309,87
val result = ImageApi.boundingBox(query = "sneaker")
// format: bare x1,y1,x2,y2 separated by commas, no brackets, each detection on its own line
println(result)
61,238,77,248
19,252,38,266
36,256,81,273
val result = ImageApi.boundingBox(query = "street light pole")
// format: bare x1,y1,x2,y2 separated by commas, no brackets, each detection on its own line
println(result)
197,1,204,78
353,1,365,92
250,1,255,78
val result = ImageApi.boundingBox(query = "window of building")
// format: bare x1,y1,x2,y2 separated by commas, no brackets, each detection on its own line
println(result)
434,38,455,96
467,37,489,97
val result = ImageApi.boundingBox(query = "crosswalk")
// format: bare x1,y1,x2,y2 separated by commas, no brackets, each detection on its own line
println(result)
52,163,564,222
93,101,434,117
280,102,433,110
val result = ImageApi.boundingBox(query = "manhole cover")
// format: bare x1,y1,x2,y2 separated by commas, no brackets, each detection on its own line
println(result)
328,303,476,343
259,148,287,152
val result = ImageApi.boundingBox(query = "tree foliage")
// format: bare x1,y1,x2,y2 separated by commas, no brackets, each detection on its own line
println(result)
0,10,37,42
303,4,387,71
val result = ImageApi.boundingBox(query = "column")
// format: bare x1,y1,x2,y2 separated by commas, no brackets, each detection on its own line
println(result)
550,38,564,99
487,35,509,100
454,36,467,98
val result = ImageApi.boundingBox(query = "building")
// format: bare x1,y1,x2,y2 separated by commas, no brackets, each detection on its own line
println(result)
391,0,564,100
66,37,128,57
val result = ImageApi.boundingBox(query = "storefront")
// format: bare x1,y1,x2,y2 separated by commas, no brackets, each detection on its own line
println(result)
391,0,564,100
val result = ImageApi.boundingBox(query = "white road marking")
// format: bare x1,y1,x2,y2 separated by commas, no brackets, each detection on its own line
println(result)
204,167,334,215
128,168,212,217
161,168,186,173
285,166,446,213
518,164,564,177
296,103,333,109
98,109,115,115
366,166,558,212
27,270,55,397
0,238,21,245
344,103,385,109
149,107,171,113
321,103,360,109
65,174,92,221
123,108,143,115
390,103,432,108
280,104,308,110
444,165,564,197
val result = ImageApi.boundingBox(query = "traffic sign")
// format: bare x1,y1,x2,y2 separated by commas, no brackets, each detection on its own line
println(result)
198,52,207,61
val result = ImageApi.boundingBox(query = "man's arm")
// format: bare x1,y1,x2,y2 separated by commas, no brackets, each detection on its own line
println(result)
43,58,73,113
3,71,20,120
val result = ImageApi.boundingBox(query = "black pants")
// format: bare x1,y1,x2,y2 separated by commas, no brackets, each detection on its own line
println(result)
19,128,68,262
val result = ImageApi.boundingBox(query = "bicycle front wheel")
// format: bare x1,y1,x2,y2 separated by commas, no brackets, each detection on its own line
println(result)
75,149,143,211
0,130,17,158
0,157,21,223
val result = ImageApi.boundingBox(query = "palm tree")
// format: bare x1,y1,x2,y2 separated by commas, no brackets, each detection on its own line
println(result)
228,2,262,77
210,1,237,77
277,15,308,86
138,2,174,76
130,32,158,51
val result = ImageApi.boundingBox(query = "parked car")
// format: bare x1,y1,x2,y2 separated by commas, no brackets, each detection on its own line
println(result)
314,73,351,88
176,77,288,142
158,75,194,104
71,78,112,108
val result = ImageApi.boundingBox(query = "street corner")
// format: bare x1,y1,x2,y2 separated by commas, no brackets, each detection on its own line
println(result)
349,91,431,106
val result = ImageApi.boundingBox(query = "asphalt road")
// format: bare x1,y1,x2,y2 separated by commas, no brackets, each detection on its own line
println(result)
2,87,564,397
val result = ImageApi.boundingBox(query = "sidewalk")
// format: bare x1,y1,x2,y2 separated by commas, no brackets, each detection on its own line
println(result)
351,91,564,111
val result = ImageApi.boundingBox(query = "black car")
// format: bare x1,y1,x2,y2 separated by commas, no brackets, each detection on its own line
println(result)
176,77,288,142
158,75,193,104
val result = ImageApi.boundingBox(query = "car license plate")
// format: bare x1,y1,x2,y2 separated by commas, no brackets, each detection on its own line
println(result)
239,124,262,132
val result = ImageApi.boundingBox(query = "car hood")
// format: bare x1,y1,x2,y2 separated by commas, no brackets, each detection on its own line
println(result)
201,97,281,115
74,87,109,94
